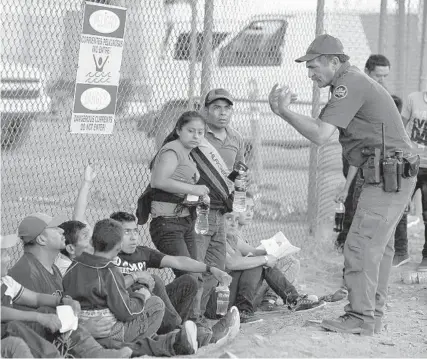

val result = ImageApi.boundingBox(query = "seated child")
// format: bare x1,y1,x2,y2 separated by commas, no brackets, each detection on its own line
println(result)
206,212,325,323
63,218,198,357
236,192,301,311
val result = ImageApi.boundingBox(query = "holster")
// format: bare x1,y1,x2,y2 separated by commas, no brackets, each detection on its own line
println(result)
361,148,381,184
402,154,420,178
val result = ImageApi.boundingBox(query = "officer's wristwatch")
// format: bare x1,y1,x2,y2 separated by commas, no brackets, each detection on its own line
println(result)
205,265,212,273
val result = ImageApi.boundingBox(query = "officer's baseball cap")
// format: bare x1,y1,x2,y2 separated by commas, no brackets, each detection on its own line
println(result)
295,34,350,63
204,88,234,106
18,213,67,244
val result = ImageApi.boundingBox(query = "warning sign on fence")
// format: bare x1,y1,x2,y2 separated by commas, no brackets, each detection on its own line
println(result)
70,1,127,134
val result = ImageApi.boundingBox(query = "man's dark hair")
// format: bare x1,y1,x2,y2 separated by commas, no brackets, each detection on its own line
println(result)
110,211,136,223
59,220,87,257
365,54,391,72
92,219,123,252
391,95,403,113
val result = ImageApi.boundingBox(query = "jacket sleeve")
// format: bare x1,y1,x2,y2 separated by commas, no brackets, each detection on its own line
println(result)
105,268,146,322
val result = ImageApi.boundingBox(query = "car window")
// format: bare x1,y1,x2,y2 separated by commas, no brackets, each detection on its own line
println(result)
218,20,287,67
174,32,229,61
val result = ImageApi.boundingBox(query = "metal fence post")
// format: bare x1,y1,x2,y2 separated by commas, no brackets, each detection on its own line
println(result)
378,0,388,54
396,0,406,98
188,0,198,109
200,0,214,100
420,0,427,91
307,0,325,235
248,78,262,188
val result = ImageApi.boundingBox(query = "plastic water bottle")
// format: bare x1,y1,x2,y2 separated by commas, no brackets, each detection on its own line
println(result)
334,202,345,232
233,168,247,212
401,271,427,284
216,285,230,316
195,195,210,234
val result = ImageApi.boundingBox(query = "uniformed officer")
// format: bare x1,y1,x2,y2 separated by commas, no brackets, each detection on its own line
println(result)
268,34,417,336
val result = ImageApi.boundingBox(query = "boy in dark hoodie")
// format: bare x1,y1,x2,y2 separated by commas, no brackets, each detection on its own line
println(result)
63,218,198,357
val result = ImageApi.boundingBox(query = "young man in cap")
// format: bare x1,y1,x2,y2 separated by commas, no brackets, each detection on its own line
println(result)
8,213,133,358
1,233,59,358
268,34,416,336
193,88,247,322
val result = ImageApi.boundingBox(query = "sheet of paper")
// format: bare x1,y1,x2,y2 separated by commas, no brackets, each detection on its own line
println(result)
257,231,300,259
56,305,78,333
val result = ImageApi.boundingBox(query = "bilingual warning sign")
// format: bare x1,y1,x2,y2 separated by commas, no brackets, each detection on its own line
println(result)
70,1,127,134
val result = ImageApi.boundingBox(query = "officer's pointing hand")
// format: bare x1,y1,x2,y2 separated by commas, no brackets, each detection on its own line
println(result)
268,84,298,117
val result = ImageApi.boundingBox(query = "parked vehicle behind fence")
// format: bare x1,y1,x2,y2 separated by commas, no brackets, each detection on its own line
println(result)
1,62,51,150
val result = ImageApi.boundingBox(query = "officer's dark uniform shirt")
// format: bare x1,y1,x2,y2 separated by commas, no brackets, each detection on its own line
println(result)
319,62,413,167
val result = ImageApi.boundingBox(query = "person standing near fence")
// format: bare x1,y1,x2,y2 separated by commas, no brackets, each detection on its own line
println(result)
148,111,215,341
400,89,427,271
335,55,411,269
268,34,417,336
149,111,209,272
191,89,246,323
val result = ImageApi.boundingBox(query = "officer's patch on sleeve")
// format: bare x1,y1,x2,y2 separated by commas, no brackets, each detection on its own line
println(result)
333,85,348,99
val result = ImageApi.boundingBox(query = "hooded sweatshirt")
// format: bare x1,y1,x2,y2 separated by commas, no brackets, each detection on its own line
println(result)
63,252,146,323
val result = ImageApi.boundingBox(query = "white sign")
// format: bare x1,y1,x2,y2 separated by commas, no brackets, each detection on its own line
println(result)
70,1,126,135
75,43,123,86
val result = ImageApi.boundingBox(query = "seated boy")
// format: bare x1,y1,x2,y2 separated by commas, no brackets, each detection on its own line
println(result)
206,211,325,323
236,192,301,311
63,218,198,356
55,163,96,276
110,211,238,347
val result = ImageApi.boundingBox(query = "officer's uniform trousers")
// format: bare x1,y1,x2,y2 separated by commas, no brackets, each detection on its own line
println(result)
344,175,416,325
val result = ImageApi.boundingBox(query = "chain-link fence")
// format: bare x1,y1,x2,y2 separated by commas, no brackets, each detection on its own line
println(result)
1,0,426,282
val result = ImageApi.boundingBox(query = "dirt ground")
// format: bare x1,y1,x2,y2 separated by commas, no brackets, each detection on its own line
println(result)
194,221,427,358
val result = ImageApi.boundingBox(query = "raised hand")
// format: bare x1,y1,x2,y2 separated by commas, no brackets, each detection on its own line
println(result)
268,84,298,116
84,163,97,183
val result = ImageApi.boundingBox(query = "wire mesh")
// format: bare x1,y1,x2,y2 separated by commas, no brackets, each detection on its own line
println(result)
1,0,425,282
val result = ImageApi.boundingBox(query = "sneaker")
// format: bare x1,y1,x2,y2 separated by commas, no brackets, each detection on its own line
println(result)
319,288,348,303
321,314,374,336
288,295,326,312
417,257,427,272
210,306,240,345
239,310,263,324
174,321,198,355
392,254,410,268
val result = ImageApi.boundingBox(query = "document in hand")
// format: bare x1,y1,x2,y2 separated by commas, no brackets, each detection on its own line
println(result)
56,305,79,333
257,231,300,259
